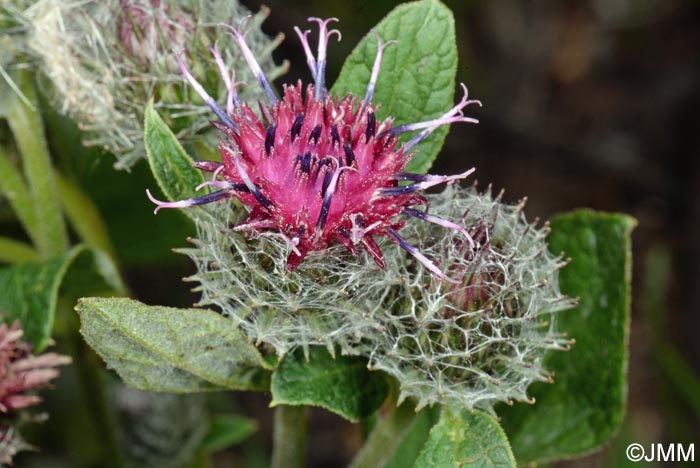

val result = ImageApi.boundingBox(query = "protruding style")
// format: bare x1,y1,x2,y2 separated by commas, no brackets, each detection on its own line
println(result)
149,18,482,278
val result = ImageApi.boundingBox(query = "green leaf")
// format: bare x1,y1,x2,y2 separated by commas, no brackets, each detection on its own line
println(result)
54,170,118,261
415,408,516,468
5,70,68,257
76,298,272,392
0,244,124,350
271,348,389,422
42,103,194,268
499,210,636,464
144,102,205,221
0,145,40,248
202,414,258,452
385,406,440,468
332,0,458,174
0,237,40,264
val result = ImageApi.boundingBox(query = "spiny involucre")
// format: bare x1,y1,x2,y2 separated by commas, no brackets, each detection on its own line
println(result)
365,185,577,412
22,0,286,169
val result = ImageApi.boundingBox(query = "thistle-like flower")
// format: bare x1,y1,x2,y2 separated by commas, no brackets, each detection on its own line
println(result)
117,0,195,66
149,18,481,276
0,320,70,464
0,321,70,414
22,0,286,169
146,16,574,411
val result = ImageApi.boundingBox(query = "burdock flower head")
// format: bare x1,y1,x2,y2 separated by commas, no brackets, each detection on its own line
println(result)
365,186,577,411
148,17,481,276
22,0,286,169
0,321,70,413
149,14,575,412
0,320,70,465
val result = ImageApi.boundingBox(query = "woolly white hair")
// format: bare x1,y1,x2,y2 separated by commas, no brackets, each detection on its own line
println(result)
364,185,576,411
180,184,575,412
23,0,287,169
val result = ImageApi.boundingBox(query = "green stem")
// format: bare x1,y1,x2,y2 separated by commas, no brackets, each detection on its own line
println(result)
0,145,40,246
0,237,40,263
349,402,418,468
68,317,125,468
54,170,118,261
6,70,68,258
270,405,308,468
641,245,700,419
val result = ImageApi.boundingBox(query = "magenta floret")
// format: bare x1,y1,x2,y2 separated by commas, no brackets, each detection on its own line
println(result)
149,17,481,278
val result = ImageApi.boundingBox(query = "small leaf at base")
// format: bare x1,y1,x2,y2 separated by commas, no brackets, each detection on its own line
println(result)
415,407,516,467
271,347,389,422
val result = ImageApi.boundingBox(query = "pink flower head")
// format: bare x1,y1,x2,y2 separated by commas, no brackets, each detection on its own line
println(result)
0,321,71,414
118,0,195,65
148,18,482,279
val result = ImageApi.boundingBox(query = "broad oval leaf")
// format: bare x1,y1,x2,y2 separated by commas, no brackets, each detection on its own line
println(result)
76,298,272,392
271,348,389,422
332,0,459,174
414,407,516,467
0,245,124,350
499,211,636,464
144,103,204,221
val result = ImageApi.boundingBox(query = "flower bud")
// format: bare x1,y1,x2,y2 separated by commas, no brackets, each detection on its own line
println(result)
23,0,286,169
366,185,577,411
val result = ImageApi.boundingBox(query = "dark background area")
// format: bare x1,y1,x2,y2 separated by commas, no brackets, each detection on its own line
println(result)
231,0,700,466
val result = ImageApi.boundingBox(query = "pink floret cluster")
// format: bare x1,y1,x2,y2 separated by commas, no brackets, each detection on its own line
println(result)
149,17,481,279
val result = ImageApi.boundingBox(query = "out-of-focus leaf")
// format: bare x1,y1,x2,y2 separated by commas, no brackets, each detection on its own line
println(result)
82,157,194,268
54,170,117,260
415,407,515,467
201,414,258,452
5,70,68,257
0,145,39,247
76,298,272,392
0,244,123,350
271,348,389,422
385,406,440,468
0,237,40,264
332,0,459,174
499,210,636,464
